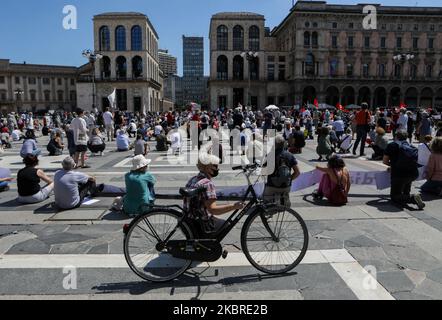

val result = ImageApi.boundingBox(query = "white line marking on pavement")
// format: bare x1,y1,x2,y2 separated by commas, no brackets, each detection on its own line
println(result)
331,262,395,300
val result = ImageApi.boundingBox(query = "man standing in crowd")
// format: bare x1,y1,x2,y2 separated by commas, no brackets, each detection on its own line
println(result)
103,108,114,142
70,108,89,169
352,103,371,157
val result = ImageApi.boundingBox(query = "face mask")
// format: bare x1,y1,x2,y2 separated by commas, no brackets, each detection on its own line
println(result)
211,168,219,178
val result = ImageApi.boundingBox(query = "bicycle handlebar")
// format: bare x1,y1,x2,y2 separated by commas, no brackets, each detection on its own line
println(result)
232,163,259,171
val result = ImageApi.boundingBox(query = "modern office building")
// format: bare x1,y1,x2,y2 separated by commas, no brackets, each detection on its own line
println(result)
209,1,442,110
159,49,178,76
182,36,207,105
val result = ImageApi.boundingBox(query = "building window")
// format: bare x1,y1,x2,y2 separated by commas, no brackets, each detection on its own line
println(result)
218,96,227,109
44,90,51,102
116,89,128,110
379,64,385,78
426,65,433,78
346,64,353,77
267,56,275,63
216,55,228,80
381,24,386,30
57,90,64,102
413,37,419,50
249,26,260,51
396,37,402,49
15,77,20,84
249,57,259,80
313,22,318,28
0,90,7,101
217,25,228,50
332,36,337,48
397,24,402,30
348,36,354,48
0,76,5,84
380,37,386,49
28,77,36,85
362,64,369,77
414,24,419,31
132,56,143,78
305,22,310,28
278,64,286,81
115,26,126,51
233,25,244,51
99,26,110,51
332,22,337,29
116,56,127,79
43,78,50,85
312,32,318,47
233,55,244,80
305,53,315,76
349,22,354,29
278,96,286,105
267,96,275,105
329,58,338,77
57,78,62,86
428,38,434,49
70,91,76,101
394,64,401,78
70,78,75,86
430,24,435,31
410,64,417,79
304,31,310,46
131,25,143,51
364,36,370,49
267,64,275,81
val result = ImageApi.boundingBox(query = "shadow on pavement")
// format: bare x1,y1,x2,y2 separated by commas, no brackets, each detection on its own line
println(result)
365,198,406,212
92,271,297,299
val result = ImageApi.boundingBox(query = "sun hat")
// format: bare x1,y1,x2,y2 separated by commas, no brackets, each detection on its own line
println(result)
131,155,151,171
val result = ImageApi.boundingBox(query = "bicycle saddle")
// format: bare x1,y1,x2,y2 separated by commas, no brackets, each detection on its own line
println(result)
179,186,206,198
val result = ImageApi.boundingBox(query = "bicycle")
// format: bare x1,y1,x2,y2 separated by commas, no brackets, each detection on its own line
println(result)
123,163,309,282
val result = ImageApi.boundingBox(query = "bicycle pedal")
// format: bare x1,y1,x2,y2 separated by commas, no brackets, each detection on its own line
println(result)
222,250,228,259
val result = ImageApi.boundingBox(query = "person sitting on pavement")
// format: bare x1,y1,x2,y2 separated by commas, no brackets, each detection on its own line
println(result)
122,155,156,216
53,157,99,210
0,167,13,192
338,128,353,154
417,135,433,167
20,129,41,158
261,135,301,208
11,127,23,141
131,133,150,157
421,137,442,196
87,128,106,156
47,131,64,156
383,130,425,210
156,130,170,151
288,125,305,154
332,116,345,140
170,124,183,155
316,126,333,161
369,127,389,160
17,154,54,204
128,119,137,138
184,153,245,234
116,129,130,152
313,155,351,206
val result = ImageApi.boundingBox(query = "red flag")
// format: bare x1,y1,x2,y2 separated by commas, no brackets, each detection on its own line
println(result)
399,102,407,109
336,103,344,111
314,99,319,108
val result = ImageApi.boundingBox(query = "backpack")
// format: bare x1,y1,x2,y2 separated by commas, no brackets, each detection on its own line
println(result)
395,141,418,171
329,170,348,206
269,154,292,188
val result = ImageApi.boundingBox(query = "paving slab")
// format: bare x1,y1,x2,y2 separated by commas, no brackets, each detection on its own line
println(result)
7,239,50,254
0,231,37,254
295,206,369,221
376,271,416,294
413,279,442,299
357,205,411,219
47,210,107,222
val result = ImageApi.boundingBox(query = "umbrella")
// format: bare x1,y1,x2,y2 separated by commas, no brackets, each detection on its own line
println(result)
345,104,361,110
317,103,335,110
190,102,201,111
265,105,279,111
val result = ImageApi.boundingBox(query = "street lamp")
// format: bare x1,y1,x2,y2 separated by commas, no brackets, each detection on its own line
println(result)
82,49,103,110
241,51,259,108
393,53,415,106
14,88,24,113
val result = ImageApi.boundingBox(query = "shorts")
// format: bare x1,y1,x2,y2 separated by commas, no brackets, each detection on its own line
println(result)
76,145,88,152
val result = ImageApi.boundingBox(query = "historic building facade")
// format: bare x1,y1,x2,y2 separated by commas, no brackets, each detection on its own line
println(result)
209,1,442,110
78,12,163,112
0,59,78,114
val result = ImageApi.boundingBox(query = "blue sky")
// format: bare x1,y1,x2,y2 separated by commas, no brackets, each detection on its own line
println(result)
0,0,441,76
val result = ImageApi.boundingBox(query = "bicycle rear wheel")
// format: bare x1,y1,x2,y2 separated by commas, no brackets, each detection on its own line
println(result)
123,209,193,282
241,205,308,274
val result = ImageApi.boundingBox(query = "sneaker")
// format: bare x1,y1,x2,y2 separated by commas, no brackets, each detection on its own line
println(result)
413,194,426,210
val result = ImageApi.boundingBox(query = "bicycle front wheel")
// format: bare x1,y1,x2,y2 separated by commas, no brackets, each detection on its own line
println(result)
241,205,309,274
123,209,193,282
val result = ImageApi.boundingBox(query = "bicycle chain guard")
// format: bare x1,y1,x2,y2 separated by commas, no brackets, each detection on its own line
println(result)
167,239,222,262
